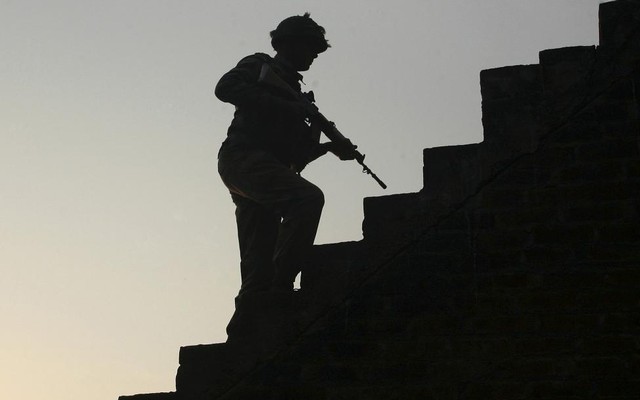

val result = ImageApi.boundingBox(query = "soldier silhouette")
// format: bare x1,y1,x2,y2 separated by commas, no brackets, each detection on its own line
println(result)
215,13,355,345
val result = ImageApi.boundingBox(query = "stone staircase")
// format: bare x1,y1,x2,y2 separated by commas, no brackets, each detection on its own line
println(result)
119,1,640,399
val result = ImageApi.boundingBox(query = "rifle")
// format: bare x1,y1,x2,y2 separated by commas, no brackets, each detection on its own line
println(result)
258,63,387,190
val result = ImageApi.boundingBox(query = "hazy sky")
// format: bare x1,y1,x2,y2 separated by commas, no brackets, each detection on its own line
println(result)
2,1,602,399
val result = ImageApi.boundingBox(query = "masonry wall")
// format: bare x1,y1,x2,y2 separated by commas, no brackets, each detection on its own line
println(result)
120,1,640,399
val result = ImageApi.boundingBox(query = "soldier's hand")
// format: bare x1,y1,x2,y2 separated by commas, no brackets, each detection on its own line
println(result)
327,139,358,161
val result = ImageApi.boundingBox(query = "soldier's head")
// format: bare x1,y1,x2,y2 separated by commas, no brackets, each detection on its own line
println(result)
270,13,329,71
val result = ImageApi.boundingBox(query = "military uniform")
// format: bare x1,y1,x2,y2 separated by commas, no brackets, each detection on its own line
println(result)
216,52,326,340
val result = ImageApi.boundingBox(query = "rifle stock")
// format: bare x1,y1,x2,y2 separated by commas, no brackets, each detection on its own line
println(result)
258,64,387,189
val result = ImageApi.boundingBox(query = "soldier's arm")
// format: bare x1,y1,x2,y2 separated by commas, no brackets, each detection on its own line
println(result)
215,55,304,117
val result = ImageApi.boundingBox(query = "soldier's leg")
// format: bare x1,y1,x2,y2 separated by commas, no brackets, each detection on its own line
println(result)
219,147,323,348
271,181,324,292
233,194,279,297
225,194,279,340
219,147,324,290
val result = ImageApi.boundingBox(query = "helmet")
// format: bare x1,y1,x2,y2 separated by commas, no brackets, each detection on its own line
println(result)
270,12,330,53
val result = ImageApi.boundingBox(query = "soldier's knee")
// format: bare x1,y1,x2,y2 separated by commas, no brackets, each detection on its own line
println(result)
294,184,324,215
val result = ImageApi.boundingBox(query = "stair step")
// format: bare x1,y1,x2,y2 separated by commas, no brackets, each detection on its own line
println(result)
480,64,541,102
179,342,227,366
539,46,596,99
303,241,363,305
423,144,484,204
176,342,245,397
362,192,425,242
118,393,176,400
176,342,283,398
599,0,640,50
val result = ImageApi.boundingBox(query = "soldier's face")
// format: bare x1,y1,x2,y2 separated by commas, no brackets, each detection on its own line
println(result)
282,40,319,71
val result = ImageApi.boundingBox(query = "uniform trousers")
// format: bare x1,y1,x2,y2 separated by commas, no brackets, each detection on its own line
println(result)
218,143,324,339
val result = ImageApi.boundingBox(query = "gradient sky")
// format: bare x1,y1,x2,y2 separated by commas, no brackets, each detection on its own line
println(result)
2,1,602,399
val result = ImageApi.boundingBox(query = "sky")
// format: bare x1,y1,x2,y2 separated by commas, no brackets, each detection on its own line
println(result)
1,1,603,399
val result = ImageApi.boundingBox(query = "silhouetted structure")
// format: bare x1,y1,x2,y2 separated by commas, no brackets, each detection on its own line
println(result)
119,1,640,398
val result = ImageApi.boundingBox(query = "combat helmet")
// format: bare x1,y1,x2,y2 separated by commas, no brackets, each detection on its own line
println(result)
270,12,330,53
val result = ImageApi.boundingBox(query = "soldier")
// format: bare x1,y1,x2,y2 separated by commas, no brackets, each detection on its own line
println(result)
215,13,355,344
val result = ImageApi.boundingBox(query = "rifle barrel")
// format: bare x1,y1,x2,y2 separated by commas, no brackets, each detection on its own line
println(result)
357,157,387,189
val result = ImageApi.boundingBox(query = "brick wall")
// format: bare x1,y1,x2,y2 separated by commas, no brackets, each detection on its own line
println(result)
120,1,640,399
